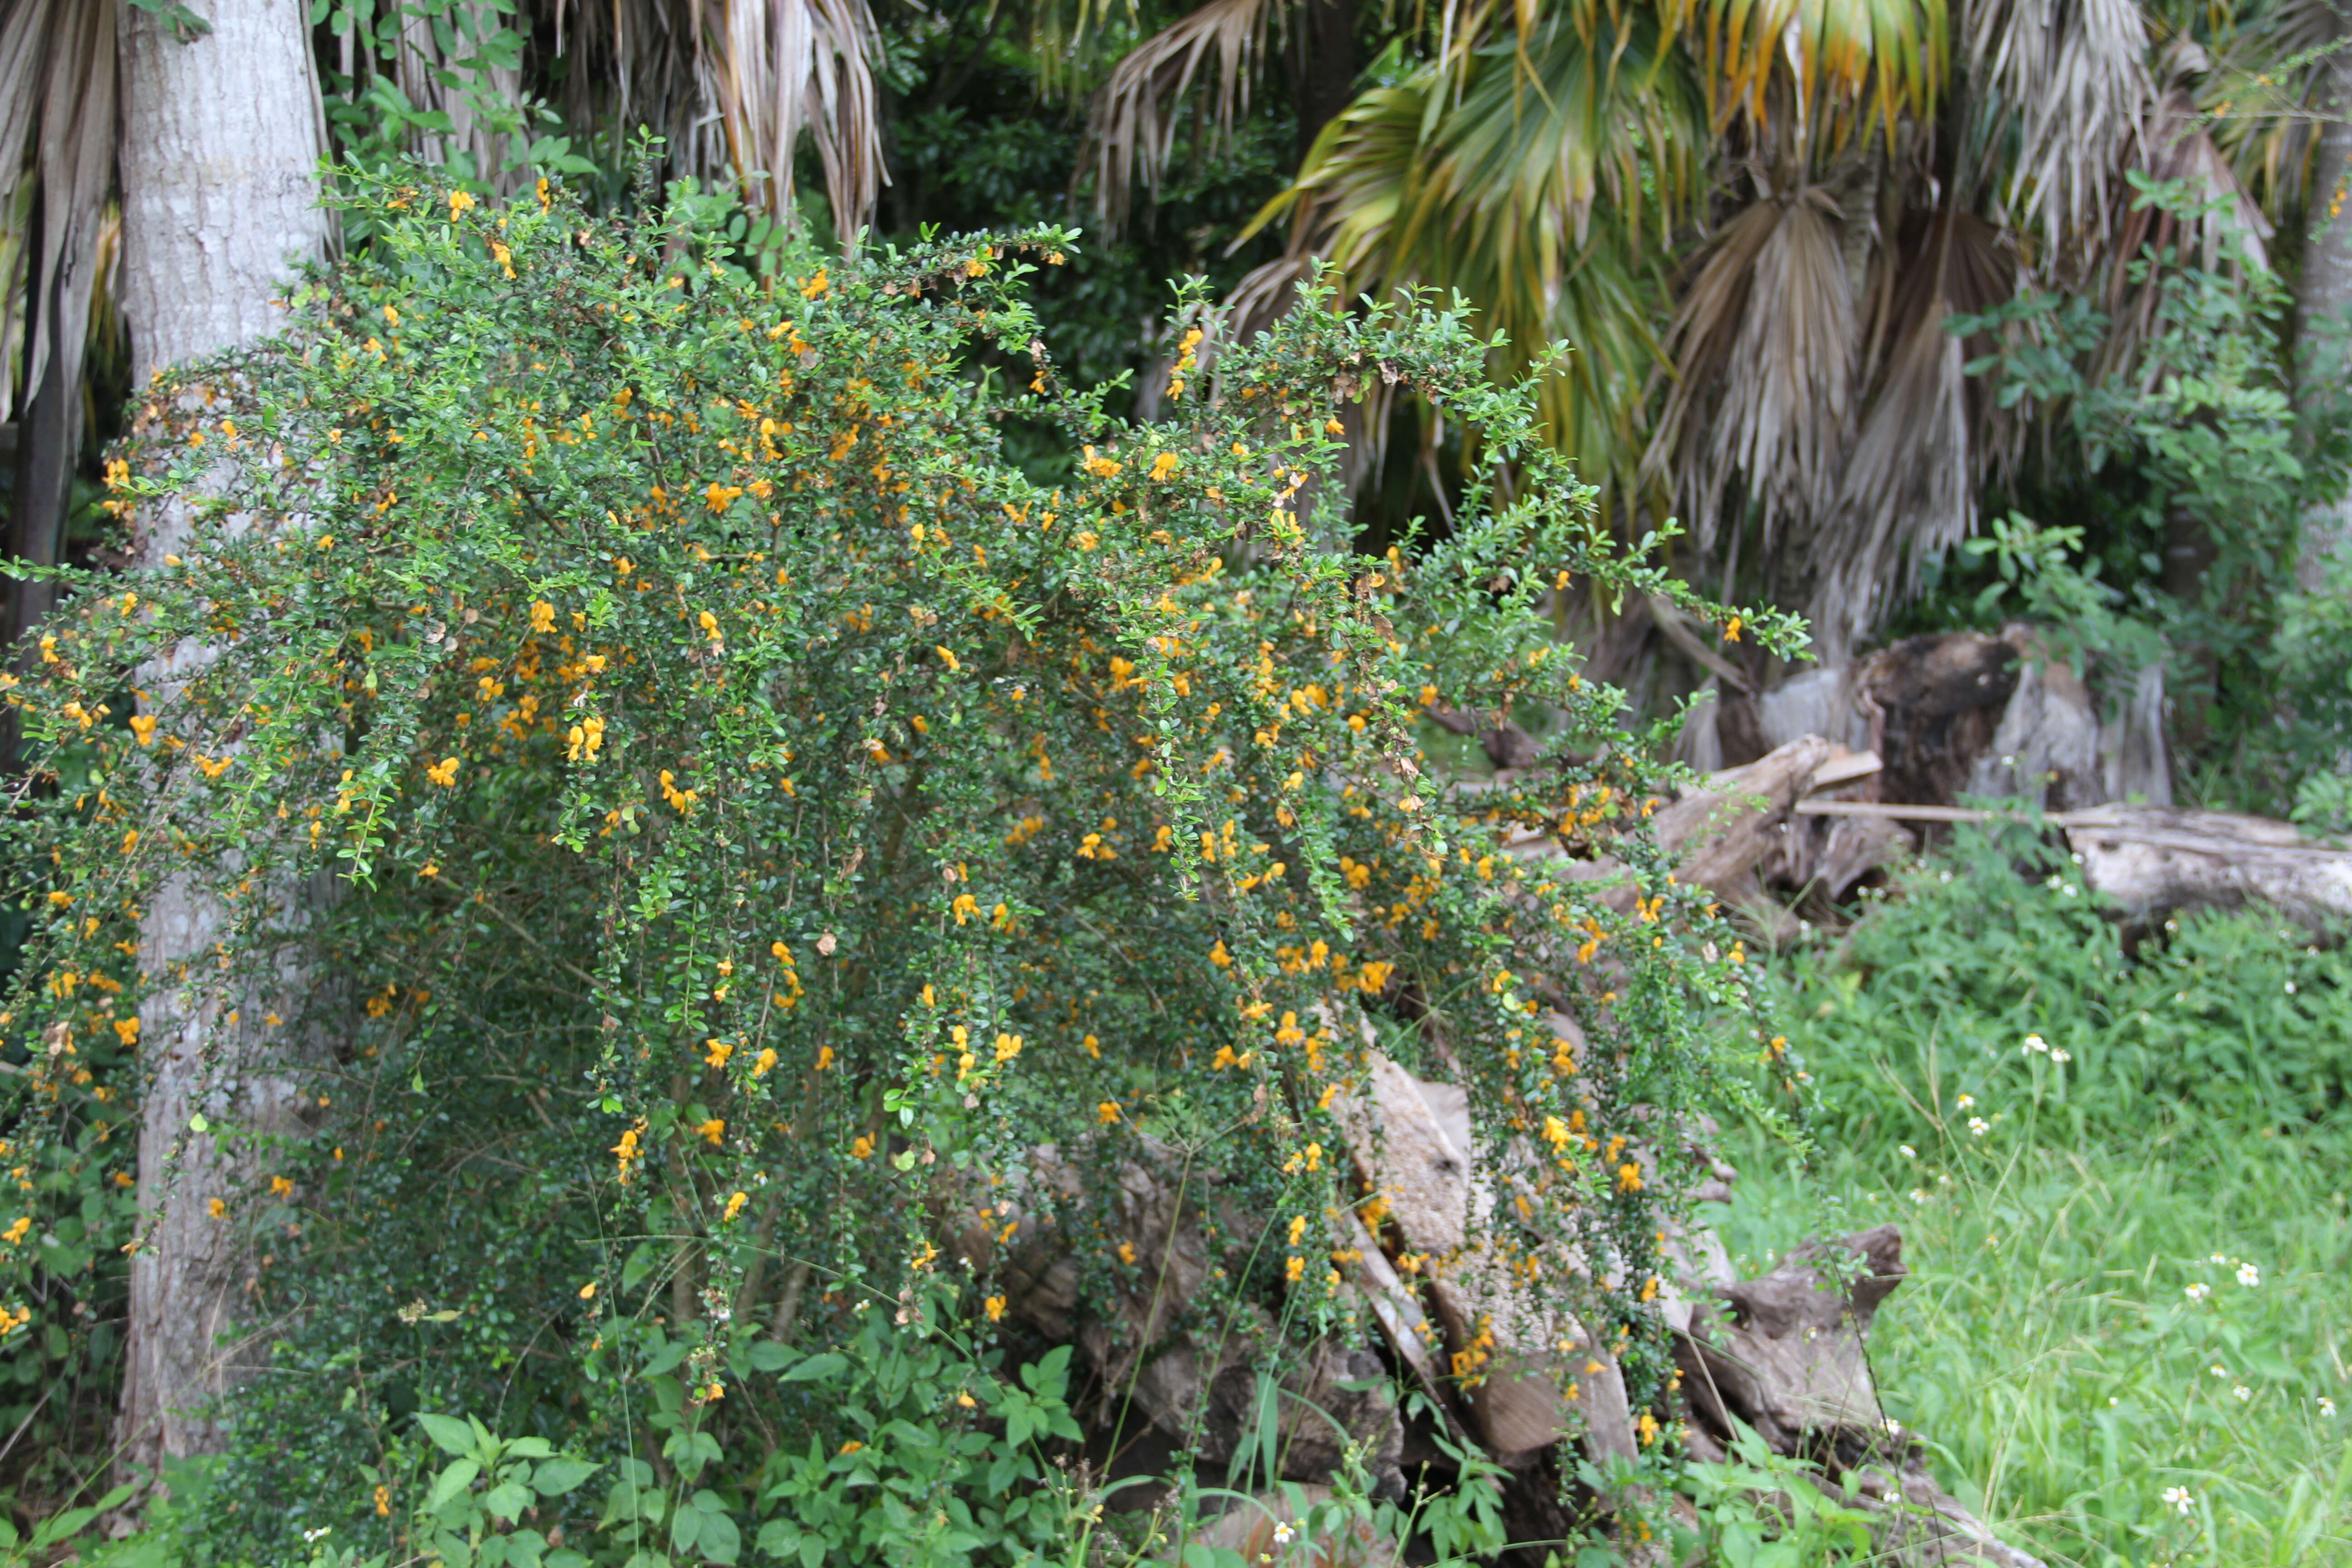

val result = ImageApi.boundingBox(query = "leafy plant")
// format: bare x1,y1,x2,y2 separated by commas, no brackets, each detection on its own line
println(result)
0,164,1801,1558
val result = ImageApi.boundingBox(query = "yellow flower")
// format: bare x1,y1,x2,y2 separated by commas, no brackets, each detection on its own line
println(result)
578,1281,597,1299
723,1191,749,1222
529,600,556,633
1149,452,1180,480
447,189,475,220
269,1175,294,1199
698,1118,725,1145
374,1485,391,1518
425,756,459,787
951,893,979,925
129,714,157,745
800,268,829,299
984,1294,1007,1322
753,1048,778,1077
1286,1256,1305,1282
206,1198,225,1219
1097,1101,1121,1124
705,1039,735,1068
1617,1162,1644,1193
1209,941,1232,968
814,1045,835,1071
935,645,961,673
851,1135,875,1159
0,1217,27,1245
994,1032,1022,1063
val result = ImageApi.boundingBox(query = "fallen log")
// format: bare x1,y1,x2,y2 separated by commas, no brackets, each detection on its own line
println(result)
2063,805,2352,929
1793,799,2352,930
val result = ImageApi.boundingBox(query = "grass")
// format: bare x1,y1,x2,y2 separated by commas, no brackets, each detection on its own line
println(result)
1722,827,2352,1567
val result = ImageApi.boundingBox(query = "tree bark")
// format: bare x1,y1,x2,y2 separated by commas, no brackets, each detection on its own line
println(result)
114,0,329,1485
2297,40,2352,591
1292,0,1356,165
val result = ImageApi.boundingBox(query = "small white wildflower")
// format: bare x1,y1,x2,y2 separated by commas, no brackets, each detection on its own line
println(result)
2234,1384,2253,1403
2237,1262,2261,1288
1910,1189,1928,1204
1968,1117,1990,1137
2024,1034,2048,1054
1272,1522,1295,1544
2185,1283,2210,1301
2211,1253,2230,1264
303,1529,333,1545
2321,1397,2338,1418
2050,1049,2072,1064
1899,1144,1917,1158
2162,1485,2194,1515
2211,1364,2230,1378
2285,981,2298,995
1957,1093,1977,1110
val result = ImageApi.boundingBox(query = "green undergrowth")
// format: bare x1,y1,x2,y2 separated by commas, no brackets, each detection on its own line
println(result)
1726,826,2352,1568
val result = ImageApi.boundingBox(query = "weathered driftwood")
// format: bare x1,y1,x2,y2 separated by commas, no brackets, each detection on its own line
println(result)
1793,797,2352,930
1676,1228,2047,1568
2064,805,2352,929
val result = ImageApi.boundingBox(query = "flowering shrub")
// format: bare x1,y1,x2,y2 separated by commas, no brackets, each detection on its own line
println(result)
0,172,1801,1553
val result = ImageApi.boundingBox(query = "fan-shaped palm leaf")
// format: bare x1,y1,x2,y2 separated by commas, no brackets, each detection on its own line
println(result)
1083,0,1291,225
1646,186,1857,554
1704,0,1946,144
1961,0,2153,257
1241,9,1701,502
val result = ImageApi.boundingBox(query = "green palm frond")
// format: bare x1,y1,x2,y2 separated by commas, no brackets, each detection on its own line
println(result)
1704,0,1946,145
1246,18,1698,500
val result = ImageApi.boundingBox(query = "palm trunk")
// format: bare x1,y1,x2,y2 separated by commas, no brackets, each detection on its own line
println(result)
2298,45,2352,590
114,0,329,1485
1293,0,1356,165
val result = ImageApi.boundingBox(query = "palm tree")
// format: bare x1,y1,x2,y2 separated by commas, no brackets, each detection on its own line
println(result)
1083,0,2265,660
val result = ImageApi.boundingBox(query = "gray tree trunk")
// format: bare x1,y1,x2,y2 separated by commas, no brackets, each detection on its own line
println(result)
114,0,329,1484
2298,44,2352,590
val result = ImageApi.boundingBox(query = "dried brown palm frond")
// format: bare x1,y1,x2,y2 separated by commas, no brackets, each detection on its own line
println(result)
1961,0,2154,262
1804,206,2016,657
706,0,886,240
1645,186,1858,559
394,2,527,195
1082,0,1293,228
542,0,885,242
0,0,115,427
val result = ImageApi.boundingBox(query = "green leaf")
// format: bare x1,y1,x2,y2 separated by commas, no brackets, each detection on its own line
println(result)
779,1351,848,1383
427,1456,484,1511
418,1412,478,1456
695,1510,741,1565
485,1480,535,1522
532,1456,601,1497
